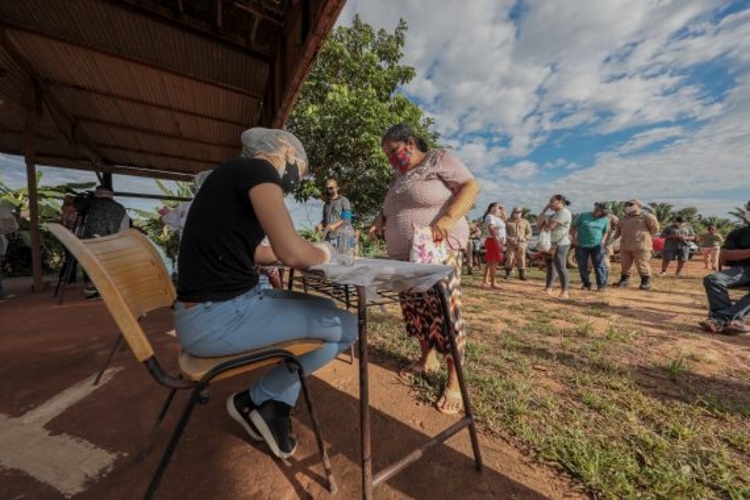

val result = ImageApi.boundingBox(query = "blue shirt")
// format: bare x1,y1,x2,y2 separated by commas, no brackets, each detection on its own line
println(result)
572,212,609,247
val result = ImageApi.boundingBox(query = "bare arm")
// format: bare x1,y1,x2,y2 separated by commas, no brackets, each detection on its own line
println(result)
250,184,329,268
720,248,750,264
431,178,480,241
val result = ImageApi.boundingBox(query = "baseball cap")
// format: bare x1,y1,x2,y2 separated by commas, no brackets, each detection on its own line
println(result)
511,206,522,213
593,202,610,213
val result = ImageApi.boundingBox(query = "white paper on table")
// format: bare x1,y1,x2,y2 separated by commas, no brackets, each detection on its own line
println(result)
308,258,453,302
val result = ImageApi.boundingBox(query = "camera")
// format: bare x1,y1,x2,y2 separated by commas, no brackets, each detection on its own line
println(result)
71,190,95,215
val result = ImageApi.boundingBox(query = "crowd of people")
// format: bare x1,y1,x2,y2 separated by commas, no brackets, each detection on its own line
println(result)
465,195,749,336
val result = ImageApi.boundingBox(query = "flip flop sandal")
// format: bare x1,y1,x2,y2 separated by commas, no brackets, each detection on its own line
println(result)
436,388,463,415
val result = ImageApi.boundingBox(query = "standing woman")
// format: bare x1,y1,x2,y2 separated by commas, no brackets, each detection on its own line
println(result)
537,194,573,299
482,203,506,289
368,123,479,415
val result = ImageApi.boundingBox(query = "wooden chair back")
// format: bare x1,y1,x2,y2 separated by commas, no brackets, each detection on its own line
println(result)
47,223,176,363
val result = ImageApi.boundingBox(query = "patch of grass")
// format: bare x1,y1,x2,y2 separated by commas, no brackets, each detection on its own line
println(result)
667,354,689,380
365,277,750,499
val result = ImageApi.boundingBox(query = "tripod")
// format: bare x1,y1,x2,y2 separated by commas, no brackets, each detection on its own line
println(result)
54,212,86,304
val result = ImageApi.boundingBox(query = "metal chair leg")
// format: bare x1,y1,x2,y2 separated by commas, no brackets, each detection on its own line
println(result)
145,385,204,499
293,361,337,494
137,387,179,461
93,333,126,386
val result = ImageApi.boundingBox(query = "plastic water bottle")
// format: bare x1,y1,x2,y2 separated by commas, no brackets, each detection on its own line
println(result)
337,210,355,266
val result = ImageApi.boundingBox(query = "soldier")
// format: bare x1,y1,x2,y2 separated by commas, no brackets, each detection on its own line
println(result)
611,199,659,290
504,206,532,280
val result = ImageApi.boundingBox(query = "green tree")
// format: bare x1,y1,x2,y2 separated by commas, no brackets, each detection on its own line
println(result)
287,15,437,224
646,202,674,225
0,176,95,275
603,201,626,218
728,206,747,227
672,206,699,226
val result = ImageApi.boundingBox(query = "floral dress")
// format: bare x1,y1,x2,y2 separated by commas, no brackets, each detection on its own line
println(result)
382,149,474,358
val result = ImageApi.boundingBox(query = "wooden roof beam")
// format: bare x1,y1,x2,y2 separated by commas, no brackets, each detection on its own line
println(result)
1,23,266,101
1,29,105,163
78,117,239,149
106,0,271,58
45,81,256,129
35,155,195,182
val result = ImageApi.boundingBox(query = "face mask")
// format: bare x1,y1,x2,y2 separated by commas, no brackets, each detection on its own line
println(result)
388,148,412,174
326,187,336,195
512,213,520,219
625,206,637,214
279,162,300,193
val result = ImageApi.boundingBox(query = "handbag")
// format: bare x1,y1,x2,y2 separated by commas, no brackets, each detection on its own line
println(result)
409,225,449,264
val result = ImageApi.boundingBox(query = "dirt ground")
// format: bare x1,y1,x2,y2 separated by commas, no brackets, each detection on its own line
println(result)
0,257,747,499
0,276,581,500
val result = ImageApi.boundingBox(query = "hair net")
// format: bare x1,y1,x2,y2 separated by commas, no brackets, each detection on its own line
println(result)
240,128,308,169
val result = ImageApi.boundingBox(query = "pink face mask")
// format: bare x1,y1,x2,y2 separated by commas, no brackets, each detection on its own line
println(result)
388,148,412,174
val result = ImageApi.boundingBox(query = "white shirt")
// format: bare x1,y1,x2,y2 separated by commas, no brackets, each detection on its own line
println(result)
484,214,506,243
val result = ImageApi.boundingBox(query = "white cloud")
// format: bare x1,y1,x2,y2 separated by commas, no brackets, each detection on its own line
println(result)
617,126,685,153
339,0,750,217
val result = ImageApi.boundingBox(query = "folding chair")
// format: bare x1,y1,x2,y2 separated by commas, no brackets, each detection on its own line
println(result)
46,224,336,499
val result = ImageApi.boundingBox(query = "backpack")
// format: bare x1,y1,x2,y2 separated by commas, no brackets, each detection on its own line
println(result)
0,204,19,235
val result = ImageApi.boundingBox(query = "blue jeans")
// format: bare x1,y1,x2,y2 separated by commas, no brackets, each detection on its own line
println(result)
576,245,607,288
174,287,357,407
703,266,750,323
545,244,570,291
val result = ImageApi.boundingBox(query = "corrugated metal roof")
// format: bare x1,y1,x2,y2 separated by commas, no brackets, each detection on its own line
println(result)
0,0,347,181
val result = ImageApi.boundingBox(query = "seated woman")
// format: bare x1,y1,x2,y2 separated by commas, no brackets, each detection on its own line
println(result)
369,123,479,415
174,128,357,459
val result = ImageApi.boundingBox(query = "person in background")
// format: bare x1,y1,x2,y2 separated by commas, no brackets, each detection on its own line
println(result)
482,203,505,289
604,212,619,272
537,195,573,299
317,178,351,245
611,199,659,290
699,200,750,335
660,216,696,276
80,186,130,299
60,195,79,231
58,195,80,285
570,202,610,291
466,221,483,275
504,206,532,281
161,170,213,237
699,225,724,272
0,201,18,301
369,122,479,415
176,128,356,459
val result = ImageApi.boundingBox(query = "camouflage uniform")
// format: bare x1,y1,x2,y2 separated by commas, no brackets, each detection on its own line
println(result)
616,209,659,284
504,217,532,274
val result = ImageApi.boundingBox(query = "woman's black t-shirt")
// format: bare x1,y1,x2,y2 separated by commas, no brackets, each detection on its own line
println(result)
176,157,281,302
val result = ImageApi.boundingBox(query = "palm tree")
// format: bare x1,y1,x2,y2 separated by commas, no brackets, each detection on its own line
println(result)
603,201,626,218
728,206,747,226
646,202,674,225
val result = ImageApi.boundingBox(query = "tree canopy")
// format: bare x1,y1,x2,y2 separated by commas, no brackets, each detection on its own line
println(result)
287,15,438,223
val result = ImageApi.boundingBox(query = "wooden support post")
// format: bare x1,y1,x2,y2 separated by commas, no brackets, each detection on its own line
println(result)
24,79,44,293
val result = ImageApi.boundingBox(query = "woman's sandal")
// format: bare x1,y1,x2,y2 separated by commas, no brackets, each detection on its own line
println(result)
436,388,464,415
398,361,440,380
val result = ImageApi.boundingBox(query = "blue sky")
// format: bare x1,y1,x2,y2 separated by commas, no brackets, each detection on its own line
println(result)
1,0,749,226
